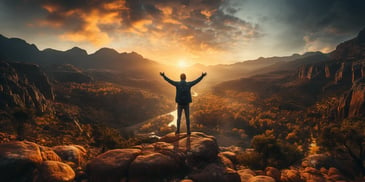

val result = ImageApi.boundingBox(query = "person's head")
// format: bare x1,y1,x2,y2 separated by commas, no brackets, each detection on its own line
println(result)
180,73,186,80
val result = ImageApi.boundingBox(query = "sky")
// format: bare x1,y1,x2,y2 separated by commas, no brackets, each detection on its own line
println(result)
0,0,364,66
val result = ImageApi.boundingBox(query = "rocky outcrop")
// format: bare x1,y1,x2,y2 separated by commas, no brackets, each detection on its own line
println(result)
86,149,141,182
298,60,365,85
336,79,365,119
0,61,54,113
87,132,238,182
0,133,355,182
298,28,365,83
0,141,80,182
330,28,365,61
35,161,75,182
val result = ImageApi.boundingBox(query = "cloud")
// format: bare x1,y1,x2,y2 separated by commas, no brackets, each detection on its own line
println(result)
281,0,365,52
1,0,260,52
119,0,260,53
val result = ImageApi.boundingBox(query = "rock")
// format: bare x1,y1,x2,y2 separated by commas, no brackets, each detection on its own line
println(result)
0,141,43,181
237,169,255,181
36,161,75,182
301,167,326,182
86,149,141,182
319,167,327,174
280,169,303,182
219,151,237,164
52,145,87,168
189,163,240,182
0,61,54,113
218,153,235,169
327,167,347,181
180,179,194,182
179,132,219,162
337,81,365,119
255,170,265,175
39,146,62,161
247,175,275,182
327,167,341,176
129,152,181,181
265,167,280,181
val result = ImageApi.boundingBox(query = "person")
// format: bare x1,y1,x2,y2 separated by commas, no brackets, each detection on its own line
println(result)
160,72,207,135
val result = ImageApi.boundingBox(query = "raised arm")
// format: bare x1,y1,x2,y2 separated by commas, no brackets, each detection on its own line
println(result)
160,72,177,86
189,72,207,86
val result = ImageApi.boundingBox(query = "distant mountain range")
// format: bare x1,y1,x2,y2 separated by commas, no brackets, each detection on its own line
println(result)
216,27,365,119
0,34,329,84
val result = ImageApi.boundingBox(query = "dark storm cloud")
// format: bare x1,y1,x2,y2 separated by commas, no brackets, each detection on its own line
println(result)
120,0,260,51
281,0,365,51
0,0,260,50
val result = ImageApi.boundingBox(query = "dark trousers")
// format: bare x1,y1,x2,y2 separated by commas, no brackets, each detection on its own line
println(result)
176,104,190,134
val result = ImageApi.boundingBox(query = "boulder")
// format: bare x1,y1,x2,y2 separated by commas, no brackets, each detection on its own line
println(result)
129,152,181,181
301,167,326,182
237,169,255,181
0,141,43,181
86,149,141,182
219,151,237,163
265,167,280,181
247,175,275,182
280,169,304,182
36,161,75,182
218,153,235,169
327,167,347,181
52,145,86,168
178,132,219,162
39,146,62,161
189,163,240,182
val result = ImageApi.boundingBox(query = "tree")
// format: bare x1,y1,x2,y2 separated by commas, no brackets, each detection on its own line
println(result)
251,133,303,169
319,118,365,176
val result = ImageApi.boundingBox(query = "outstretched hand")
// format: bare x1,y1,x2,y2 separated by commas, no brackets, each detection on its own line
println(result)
202,72,207,77
160,72,165,76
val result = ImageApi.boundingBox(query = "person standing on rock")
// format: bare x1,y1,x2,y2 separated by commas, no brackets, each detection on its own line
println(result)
160,72,207,135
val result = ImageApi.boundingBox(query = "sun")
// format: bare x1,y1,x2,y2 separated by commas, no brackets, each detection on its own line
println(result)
177,59,188,68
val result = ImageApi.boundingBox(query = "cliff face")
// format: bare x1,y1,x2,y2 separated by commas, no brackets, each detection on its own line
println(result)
297,28,365,120
298,61,364,84
336,79,365,119
0,61,54,113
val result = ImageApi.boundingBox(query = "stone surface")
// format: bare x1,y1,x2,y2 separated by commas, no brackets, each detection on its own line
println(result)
265,167,281,181
237,169,255,181
189,163,240,182
39,146,62,162
86,149,141,182
247,175,276,182
0,141,43,181
280,169,304,182
0,61,54,113
36,161,75,182
129,152,181,181
52,145,87,168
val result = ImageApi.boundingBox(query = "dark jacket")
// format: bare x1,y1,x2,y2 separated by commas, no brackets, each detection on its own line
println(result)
163,75,204,105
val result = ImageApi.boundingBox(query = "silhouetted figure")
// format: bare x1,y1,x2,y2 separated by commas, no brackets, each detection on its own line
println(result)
160,72,207,135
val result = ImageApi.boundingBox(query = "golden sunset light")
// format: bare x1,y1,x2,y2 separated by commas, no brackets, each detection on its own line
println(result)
1,0,362,65
0,0,365,181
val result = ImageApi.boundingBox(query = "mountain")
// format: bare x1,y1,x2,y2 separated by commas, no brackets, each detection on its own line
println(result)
0,34,159,75
216,27,365,119
0,61,54,113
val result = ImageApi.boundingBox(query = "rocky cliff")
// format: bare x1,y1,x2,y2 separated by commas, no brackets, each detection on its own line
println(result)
297,28,365,119
0,61,54,113
336,79,365,119
0,132,353,182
